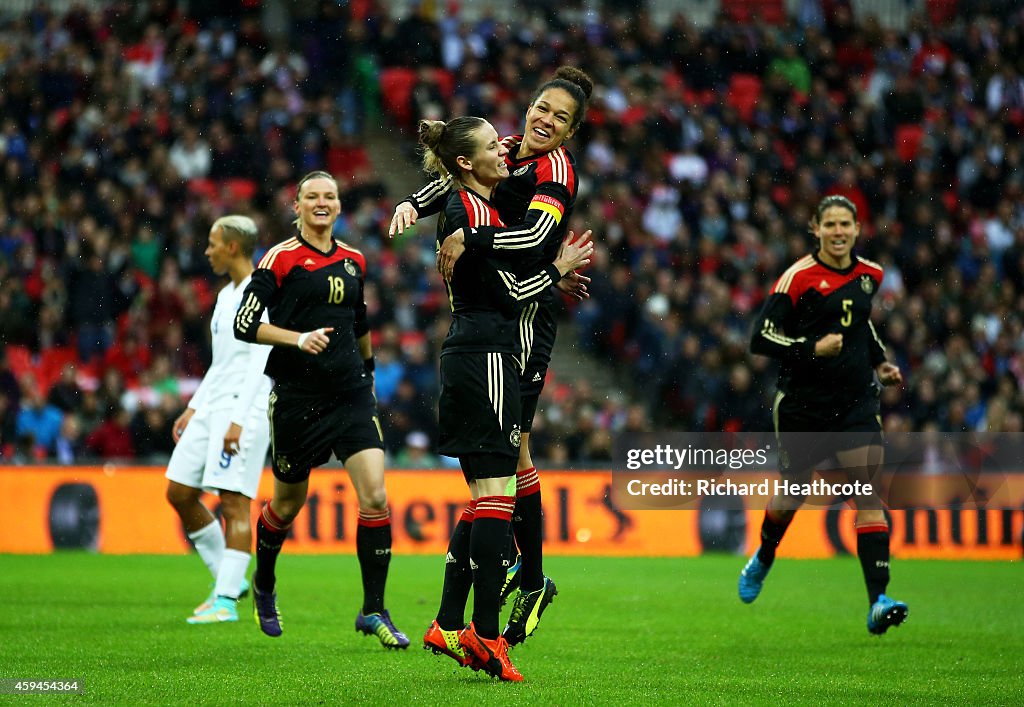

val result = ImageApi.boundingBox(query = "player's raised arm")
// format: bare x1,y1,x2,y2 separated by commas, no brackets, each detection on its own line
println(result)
388,174,454,237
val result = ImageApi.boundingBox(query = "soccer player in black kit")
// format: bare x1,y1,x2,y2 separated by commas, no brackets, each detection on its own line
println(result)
413,116,593,681
233,170,409,648
390,66,593,647
738,195,909,635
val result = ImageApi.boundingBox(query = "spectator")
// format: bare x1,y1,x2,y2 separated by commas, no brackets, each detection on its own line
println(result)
54,413,83,464
65,241,130,364
394,430,438,469
84,405,135,459
15,378,64,456
1,1,1023,467
168,125,212,180
47,364,82,413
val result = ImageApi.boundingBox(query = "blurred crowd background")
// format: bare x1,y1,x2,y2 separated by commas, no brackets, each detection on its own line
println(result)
1,0,1023,466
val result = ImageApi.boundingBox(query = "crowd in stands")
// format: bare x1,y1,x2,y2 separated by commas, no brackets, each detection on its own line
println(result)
1,0,1022,467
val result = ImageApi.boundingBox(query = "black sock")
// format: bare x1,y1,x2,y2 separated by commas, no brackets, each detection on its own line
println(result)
436,503,475,630
756,510,792,568
356,509,392,615
513,469,544,591
254,504,290,593
857,528,891,604
470,495,514,639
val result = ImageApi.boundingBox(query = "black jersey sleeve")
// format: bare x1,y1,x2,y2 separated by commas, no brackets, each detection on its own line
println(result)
749,292,816,361
464,180,571,257
404,174,454,218
353,275,369,339
867,319,887,368
234,268,277,343
489,264,562,318
438,196,471,252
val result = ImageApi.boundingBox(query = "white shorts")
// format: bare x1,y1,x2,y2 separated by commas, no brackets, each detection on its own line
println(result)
165,407,270,499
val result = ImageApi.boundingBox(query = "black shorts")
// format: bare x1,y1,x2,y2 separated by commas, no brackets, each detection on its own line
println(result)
439,351,522,476
517,302,556,430
774,391,881,478
268,385,384,483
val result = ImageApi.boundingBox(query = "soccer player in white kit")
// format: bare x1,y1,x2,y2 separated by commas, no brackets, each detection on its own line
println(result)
165,215,272,624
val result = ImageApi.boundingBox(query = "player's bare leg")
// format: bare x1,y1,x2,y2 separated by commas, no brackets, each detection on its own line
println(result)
188,490,252,624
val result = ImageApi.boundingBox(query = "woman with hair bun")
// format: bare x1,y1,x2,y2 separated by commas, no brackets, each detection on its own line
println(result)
415,114,593,682
390,67,595,649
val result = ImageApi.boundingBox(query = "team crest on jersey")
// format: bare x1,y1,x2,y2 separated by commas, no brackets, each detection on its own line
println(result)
860,275,874,294
344,259,358,277
276,455,291,474
510,424,522,448
512,165,530,176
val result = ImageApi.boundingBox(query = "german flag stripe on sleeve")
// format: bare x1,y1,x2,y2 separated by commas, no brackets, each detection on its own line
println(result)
529,194,564,223
544,149,573,189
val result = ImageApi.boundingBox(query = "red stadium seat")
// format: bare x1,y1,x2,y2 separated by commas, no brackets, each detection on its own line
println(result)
722,0,785,24
4,345,33,381
379,67,418,128
187,178,219,201
26,347,78,396
433,69,455,100
927,0,958,25
895,124,925,162
399,331,427,356
727,73,762,123
222,178,257,202
327,144,372,183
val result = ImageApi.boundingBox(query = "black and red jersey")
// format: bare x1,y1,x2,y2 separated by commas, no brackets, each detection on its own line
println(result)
438,187,561,356
234,235,371,393
750,253,887,403
406,135,577,293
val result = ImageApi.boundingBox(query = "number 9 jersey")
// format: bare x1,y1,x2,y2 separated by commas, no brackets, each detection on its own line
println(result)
234,235,372,394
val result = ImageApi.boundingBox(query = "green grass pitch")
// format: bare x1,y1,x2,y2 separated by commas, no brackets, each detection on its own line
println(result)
1,553,1021,705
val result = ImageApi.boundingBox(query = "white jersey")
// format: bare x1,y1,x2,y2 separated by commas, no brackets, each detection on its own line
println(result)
188,275,272,425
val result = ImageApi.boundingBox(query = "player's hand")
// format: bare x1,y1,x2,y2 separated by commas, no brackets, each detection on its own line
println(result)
389,202,418,237
172,408,196,443
437,229,466,280
876,362,903,387
814,333,843,357
297,327,334,354
556,270,592,300
223,423,243,456
554,230,594,277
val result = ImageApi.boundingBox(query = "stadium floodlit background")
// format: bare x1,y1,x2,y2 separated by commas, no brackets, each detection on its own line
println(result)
1,0,1022,703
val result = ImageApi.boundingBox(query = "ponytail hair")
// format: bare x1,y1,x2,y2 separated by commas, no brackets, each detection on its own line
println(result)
418,116,487,188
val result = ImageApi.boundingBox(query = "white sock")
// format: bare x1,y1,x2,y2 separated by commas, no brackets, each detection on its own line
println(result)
188,519,225,580
215,549,251,600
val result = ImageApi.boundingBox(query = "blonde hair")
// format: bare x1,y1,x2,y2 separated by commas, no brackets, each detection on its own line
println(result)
212,214,258,257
